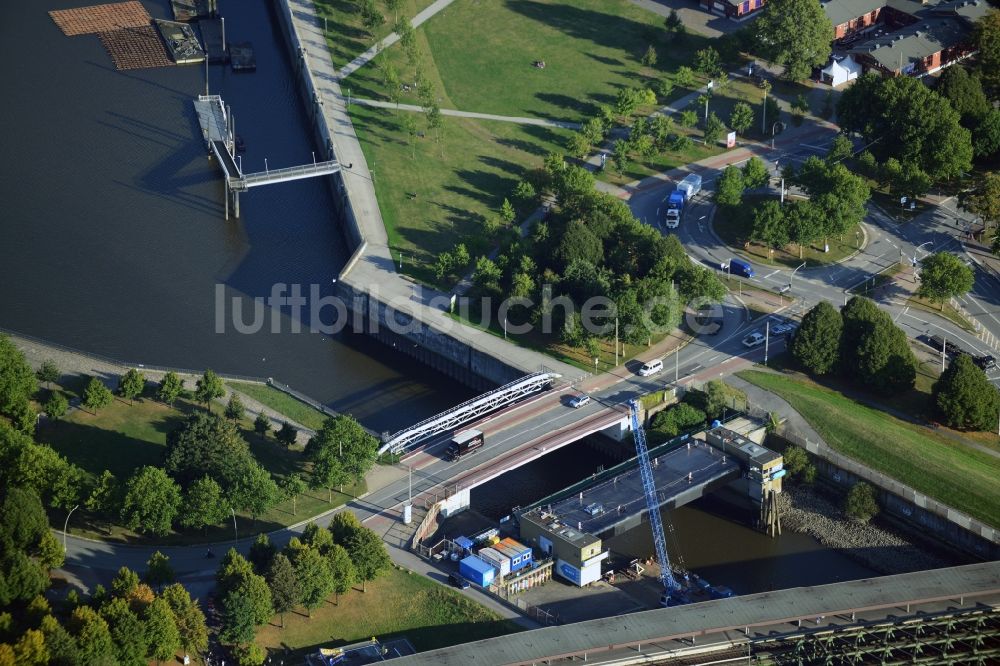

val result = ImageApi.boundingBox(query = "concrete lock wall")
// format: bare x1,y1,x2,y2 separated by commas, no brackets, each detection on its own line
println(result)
271,0,551,392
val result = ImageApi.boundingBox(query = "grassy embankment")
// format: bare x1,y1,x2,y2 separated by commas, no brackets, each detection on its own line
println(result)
36,383,362,545
333,0,725,286
738,368,1000,528
256,566,521,657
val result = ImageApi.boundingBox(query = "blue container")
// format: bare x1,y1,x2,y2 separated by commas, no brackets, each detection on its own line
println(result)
459,556,496,587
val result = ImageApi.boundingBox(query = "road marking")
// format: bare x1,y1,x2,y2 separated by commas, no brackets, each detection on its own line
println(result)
763,269,780,280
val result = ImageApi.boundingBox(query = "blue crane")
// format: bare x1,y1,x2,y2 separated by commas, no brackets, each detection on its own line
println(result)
627,399,683,606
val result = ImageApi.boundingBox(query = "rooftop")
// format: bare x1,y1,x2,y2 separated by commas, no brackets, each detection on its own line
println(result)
850,17,969,71
822,0,887,28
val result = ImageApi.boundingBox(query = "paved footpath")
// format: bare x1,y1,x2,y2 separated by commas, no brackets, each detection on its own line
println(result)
345,97,581,129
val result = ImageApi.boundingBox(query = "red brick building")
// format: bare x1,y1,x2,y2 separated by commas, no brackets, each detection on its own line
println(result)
699,0,766,21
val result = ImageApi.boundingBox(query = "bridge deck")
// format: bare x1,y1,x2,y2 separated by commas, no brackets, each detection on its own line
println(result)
540,440,740,537
210,140,241,180
193,95,228,144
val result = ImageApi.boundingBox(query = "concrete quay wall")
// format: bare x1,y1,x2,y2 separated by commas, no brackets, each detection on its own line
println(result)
271,0,584,390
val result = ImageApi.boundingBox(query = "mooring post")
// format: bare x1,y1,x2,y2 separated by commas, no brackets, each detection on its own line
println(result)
234,190,240,218
224,182,229,220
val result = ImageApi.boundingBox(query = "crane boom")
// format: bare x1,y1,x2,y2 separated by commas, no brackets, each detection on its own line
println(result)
628,399,678,600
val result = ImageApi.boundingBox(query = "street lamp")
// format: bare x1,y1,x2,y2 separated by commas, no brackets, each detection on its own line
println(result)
789,261,806,291
230,506,238,545
63,504,79,553
771,121,781,149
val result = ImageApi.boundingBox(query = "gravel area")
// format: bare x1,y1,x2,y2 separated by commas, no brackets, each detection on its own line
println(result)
778,485,953,575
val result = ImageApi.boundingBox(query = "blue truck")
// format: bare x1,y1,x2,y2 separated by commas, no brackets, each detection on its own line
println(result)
663,174,702,229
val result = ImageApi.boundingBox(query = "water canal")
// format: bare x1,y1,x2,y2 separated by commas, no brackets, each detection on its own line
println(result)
0,0,468,432
2,0,953,596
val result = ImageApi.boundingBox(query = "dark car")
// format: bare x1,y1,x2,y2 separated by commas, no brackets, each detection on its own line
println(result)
925,334,962,357
974,354,997,371
449,573,470,590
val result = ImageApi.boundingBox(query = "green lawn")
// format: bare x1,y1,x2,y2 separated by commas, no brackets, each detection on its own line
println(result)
714,194,864,269
738,369,1000,528
314,0,437,70
597,130,722,186
339,0,726,285
350,104,571,287
256,566,521,656
227,381,329,431
36,387,362,545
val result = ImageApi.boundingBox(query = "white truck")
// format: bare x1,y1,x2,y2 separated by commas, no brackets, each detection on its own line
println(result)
664,174,702,229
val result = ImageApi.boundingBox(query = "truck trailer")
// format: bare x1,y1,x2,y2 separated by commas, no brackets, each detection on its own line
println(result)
446,429,484,461
664,174,702,229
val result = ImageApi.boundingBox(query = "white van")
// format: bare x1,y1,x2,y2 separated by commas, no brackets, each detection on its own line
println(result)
638,359,663,376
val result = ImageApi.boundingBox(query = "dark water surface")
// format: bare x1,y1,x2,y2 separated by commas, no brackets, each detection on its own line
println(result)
0,0,467,430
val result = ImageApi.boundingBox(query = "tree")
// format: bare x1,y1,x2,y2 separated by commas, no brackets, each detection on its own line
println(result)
0,486,47,552
612,139,631,176
693,46,722,78
937,65,989,125
327,543,356,604
973,10,1000,92
344,527,391,591
82,376,112,414
360,0,385,34
144,597,180,665
754,0,832,80
782,445,817,483
917,252,974,308
281,473,306,516
384,0,402,23
293,546,335,616
792,301,843,375
650,403,706,438
249,533,277,575
0,552,47,605
512,179,537,207
729,101,754,136
741,157,769,191
156,372,183,406
675,66,696,89
12,629,47,666
253,412,271,438
275,421,297,448
303,521,335,555
39,615,77,666
179,476,226,532
933,353,1000,431
825,134,853,164
101,597,148,666
161,584,208,658
679,109,698,128
974,110,1000,159
966,172,1000,230
120,466,181,536
675,264,726,303
111,566,141,597
328,511,362,545
145,551,174,589
217,549,254,598
702,379,741,420
225,393,246,423
231,464,280,522
165,411,255,490
402,113,418,157
266,554,299,628
844,482,879,522
614,88,641,119
68,606,115,666
44,392,68,420
837,73,972,182
117,368,145,405
0,334,37,422
220,573,272,646
37,531,64,571
854,319,917,392
641,44,657,67
715,165,744,207
195,369,224,412
703,112,725,146
750,199,788,251
36,360,59,388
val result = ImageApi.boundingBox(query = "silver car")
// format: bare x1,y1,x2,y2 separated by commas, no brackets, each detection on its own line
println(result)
568,394,591,408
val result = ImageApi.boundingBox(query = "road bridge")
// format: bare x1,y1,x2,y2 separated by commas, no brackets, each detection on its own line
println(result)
193,95,340,219
388,561,1000,666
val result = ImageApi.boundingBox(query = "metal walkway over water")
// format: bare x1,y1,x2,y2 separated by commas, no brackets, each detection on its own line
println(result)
378,372,560,455
194,95,340,218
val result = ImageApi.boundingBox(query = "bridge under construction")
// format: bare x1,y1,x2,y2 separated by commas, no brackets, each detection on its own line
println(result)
193,95,341,219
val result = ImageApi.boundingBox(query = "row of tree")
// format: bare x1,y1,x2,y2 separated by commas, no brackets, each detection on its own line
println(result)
217,513,391,659
0,485,208,666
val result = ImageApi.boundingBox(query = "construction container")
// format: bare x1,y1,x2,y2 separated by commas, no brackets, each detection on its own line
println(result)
477,547,511,578
454,536,474,554
499,538,533,572
459,556,496,587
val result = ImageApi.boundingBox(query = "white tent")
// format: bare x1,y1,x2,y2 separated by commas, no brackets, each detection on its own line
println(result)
821,55,862,87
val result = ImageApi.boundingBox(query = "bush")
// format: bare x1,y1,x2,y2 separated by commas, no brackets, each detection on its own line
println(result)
932,353,1000,431
781,445,816,484
844,482,879,522
650,403,706,438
